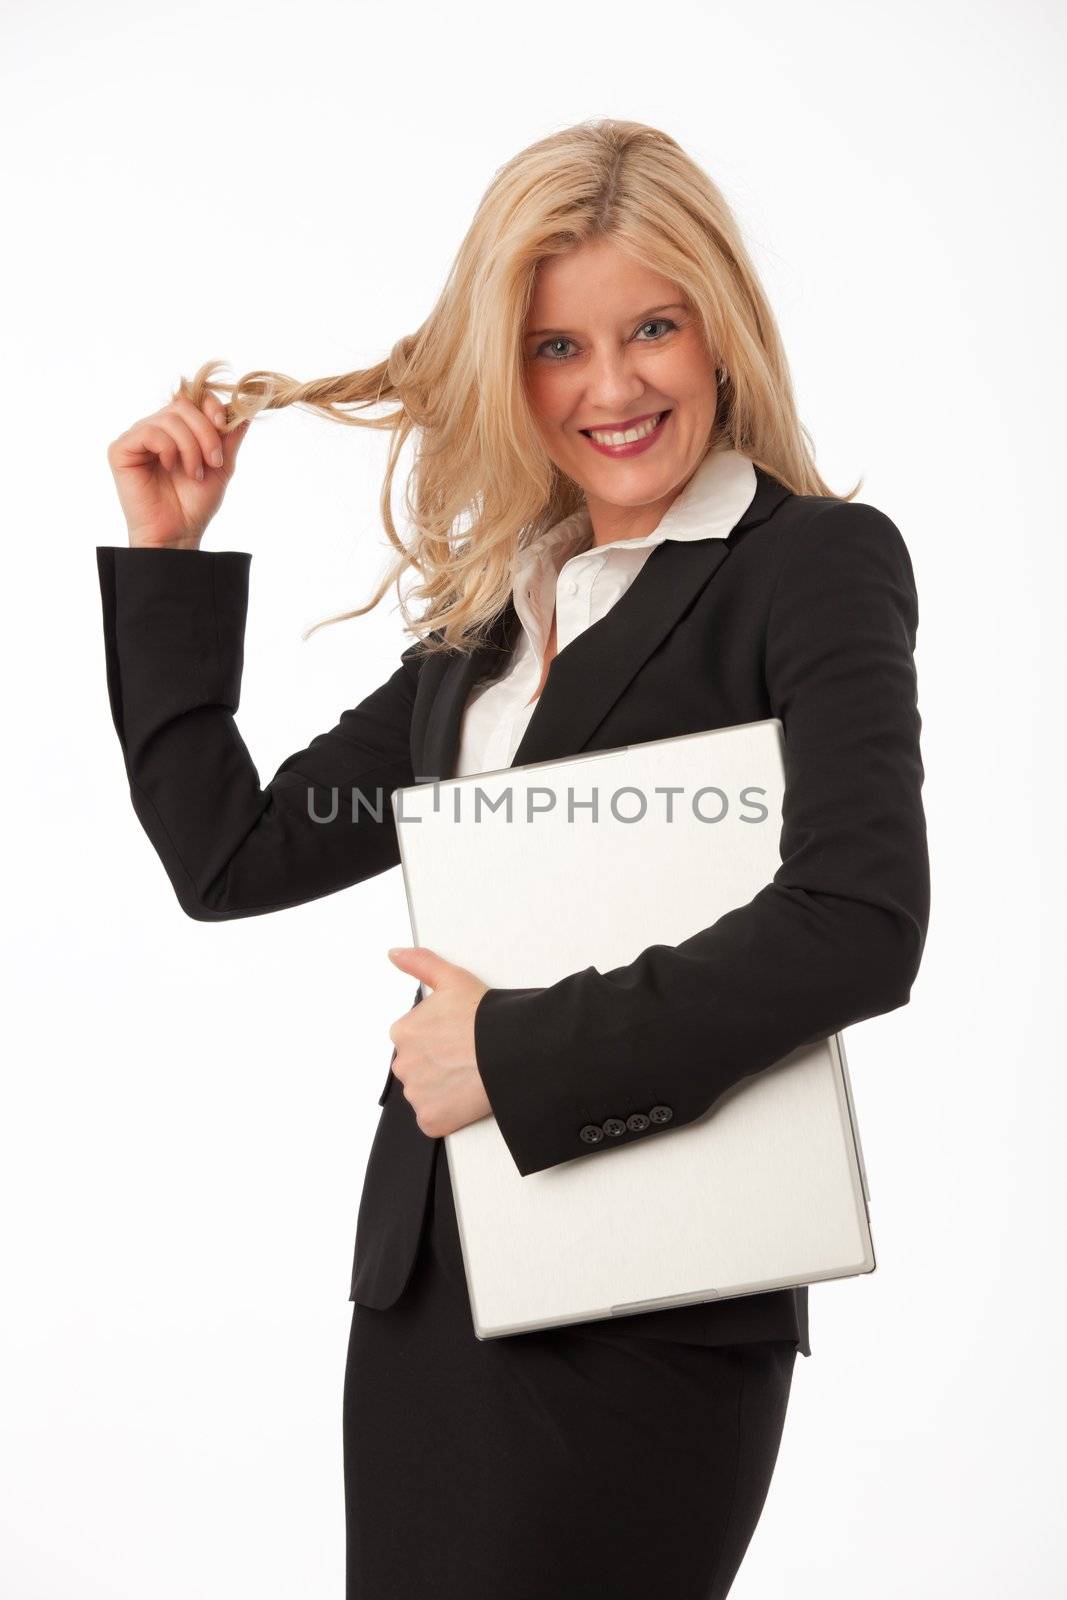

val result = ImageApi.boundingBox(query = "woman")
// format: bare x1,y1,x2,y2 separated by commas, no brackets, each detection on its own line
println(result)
98,119,929,1598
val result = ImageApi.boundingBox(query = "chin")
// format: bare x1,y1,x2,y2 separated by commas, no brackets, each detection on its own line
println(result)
586,451,688,489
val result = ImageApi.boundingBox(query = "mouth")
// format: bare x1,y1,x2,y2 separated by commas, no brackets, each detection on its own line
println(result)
579,409,672,458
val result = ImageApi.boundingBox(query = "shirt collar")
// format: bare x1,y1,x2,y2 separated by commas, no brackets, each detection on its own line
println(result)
507,438,758,661
517,436,758,587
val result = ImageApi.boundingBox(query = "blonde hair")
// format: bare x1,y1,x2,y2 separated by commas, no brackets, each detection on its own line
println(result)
175,118,860,658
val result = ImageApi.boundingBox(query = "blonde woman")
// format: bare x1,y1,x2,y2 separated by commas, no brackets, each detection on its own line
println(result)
98,119,929,1599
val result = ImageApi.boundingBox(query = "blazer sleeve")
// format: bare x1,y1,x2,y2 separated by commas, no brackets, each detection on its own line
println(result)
473,499,931,1176
96,545,424,920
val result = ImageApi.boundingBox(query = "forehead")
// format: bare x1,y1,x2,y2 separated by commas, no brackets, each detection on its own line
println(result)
526,239,681,326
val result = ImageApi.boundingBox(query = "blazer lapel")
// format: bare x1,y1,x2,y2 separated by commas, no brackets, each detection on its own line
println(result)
509,535,730,770
418,464,791,782
418,600,523,783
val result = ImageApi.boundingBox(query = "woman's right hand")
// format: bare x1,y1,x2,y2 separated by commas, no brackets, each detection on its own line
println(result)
107,394,251,550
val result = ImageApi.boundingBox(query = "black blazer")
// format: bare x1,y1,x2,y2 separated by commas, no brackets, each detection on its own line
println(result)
95,464,929,1356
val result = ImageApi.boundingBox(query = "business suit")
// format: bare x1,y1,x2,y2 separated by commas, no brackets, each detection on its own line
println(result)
95,460,928,1597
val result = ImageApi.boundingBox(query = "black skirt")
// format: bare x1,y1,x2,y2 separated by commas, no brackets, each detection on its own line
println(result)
344,1140,797,1600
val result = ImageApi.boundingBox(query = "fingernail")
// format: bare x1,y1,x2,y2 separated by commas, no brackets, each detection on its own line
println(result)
195,465,204,481
211,449,224,468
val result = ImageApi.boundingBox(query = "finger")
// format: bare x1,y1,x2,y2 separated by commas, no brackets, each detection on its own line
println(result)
387,945,447,989
154,411,206,481
118,420,191,477
221,416,251,468
195,394,231,436
169,393,226,472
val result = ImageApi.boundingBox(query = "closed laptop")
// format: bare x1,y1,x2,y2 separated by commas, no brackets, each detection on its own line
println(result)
392,718,874,1339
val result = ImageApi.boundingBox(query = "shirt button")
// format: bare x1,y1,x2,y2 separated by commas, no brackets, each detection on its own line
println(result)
563,579,579,596
580,1124,605,1145
626,1112,651,1133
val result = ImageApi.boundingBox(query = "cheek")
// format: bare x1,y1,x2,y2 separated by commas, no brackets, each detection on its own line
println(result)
525,364,576,431
659,338,717,406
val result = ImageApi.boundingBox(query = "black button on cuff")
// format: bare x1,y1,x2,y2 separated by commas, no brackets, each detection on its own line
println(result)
649,1105,674,1125
580,1124,605,1145
602,1117,627,1137
626,1112,651,1133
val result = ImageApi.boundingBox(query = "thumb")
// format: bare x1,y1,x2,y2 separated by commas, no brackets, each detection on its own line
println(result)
221,417,251,470
388,945,453,990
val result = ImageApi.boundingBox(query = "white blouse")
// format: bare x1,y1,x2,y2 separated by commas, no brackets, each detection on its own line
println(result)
454,438,758,778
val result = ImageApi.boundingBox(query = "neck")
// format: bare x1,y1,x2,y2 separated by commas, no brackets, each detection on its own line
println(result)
584,440,717,548
587,487,682,548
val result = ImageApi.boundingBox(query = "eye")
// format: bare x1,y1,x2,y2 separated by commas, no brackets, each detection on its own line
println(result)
534,337,577,363
635,317,678,342
531,318,679,363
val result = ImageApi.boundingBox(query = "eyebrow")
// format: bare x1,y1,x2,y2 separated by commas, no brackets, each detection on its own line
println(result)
524,302,689,339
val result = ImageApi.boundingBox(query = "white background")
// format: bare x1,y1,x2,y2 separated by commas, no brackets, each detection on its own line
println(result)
2,1,1064,1595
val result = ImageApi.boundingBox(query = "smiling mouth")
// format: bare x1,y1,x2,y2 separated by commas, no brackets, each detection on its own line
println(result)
580,410,670,446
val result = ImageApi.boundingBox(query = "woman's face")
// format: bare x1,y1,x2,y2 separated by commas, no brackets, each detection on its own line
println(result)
522,236,721,540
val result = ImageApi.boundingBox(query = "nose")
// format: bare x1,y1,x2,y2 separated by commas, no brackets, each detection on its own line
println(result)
580,343,649,417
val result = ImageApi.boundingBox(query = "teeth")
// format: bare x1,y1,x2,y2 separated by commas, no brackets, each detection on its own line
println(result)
588,412,664,446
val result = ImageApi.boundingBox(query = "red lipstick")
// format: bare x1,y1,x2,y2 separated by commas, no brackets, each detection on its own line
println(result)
580,409,671,459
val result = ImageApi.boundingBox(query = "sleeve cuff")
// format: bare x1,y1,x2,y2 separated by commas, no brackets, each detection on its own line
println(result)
473,972,678,1178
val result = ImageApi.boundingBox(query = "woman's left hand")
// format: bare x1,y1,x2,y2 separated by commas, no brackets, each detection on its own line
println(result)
385,947,493,1137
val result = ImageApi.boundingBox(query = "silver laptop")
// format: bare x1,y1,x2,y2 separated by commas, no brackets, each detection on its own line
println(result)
392,719,874,1340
